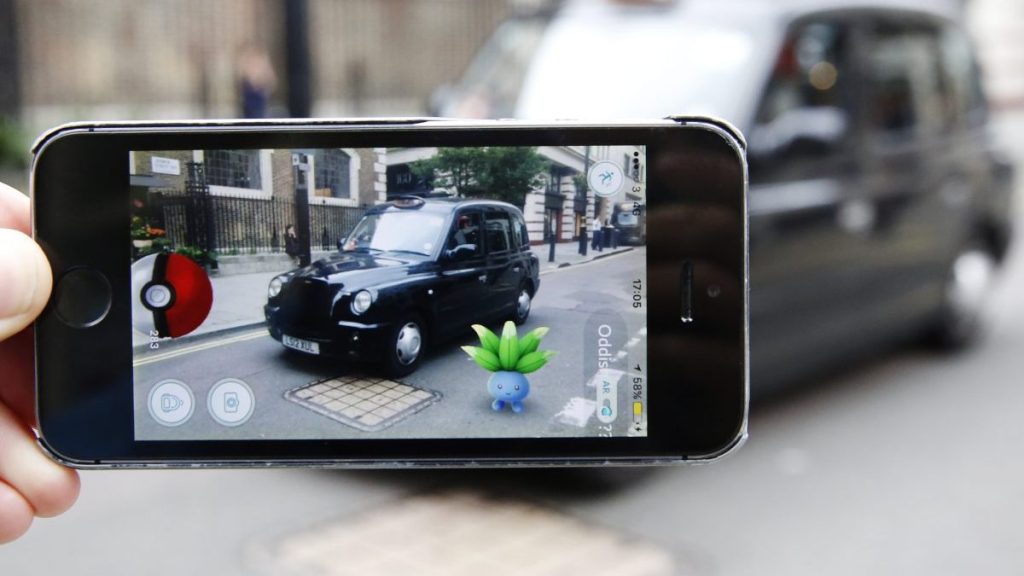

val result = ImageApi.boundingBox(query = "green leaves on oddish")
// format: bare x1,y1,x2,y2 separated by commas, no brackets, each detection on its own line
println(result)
498,321,520,370
462,321,555,374
514,350,558,374
470,324,500,354
461,346,501,372
518,327,549,356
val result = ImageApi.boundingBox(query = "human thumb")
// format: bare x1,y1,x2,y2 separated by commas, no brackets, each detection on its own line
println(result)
0,229,52,341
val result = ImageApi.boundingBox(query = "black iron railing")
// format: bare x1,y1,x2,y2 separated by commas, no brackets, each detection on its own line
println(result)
150,191,365,256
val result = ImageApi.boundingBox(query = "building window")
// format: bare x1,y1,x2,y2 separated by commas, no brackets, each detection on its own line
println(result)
314,149,352,199
205,149,262,189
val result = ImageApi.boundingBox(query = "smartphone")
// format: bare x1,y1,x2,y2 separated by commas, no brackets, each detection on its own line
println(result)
31,117,748,467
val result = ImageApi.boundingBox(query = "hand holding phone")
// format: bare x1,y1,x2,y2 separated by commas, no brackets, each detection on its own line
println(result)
33,117,748,467
0,182,79,543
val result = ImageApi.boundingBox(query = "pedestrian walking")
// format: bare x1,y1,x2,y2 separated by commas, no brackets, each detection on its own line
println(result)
237,43,277,119
285,224,301,266
591,214,603,251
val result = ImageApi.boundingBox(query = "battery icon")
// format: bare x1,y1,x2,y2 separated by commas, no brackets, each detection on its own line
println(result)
632,401,642,423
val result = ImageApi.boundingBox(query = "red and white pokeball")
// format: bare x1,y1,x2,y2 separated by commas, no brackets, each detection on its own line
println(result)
131,253,213,339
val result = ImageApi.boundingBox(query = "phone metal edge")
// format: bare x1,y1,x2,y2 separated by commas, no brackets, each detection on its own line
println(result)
665,117,750,464
32,116,749,469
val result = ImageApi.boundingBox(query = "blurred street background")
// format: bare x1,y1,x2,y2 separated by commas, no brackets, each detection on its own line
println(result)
3,0,1024,574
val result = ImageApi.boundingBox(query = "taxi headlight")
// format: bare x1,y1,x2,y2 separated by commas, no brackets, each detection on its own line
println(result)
268,276,285,298
351,290,373,315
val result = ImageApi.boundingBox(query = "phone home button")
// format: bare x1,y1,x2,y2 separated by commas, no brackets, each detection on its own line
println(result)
54,267,112,328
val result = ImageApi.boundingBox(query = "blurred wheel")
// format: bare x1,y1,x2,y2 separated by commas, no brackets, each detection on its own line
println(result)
512,284,532,325
384,313,425,377
929,243,997,349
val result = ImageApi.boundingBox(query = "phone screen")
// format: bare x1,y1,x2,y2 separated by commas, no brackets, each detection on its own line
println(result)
128,145,649,441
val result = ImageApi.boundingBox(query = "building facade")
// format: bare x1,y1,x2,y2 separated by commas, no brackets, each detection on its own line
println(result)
385,144,644,245
129,147,387,264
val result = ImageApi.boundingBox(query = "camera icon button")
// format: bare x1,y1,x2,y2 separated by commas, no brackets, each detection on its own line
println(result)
207,378,255,427
147,379,195,427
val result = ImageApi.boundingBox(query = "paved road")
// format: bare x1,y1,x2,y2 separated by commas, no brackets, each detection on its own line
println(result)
133,248,646,440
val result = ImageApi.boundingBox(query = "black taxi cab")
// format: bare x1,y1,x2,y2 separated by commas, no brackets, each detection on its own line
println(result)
437,0,1016,393
264,197,540,376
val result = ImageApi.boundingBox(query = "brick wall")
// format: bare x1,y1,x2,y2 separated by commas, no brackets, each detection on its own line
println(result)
271,149,295,199
131,150,193,190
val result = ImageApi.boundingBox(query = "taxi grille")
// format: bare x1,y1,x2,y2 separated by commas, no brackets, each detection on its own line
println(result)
279,279,337,330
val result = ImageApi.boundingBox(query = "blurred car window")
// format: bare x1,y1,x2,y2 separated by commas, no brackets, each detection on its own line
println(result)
755,21,848,126
447,18,548,119
442,4,771,122
939,23,988,127
863,19,947,139
516,17,758,120
748,17,852,178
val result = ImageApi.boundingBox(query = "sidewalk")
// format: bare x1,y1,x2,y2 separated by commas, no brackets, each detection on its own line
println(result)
133,244,633,349
132,269,281,349
531,241,633,274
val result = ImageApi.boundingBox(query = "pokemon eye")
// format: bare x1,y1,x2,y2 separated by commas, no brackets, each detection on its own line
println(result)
514,385,520,391
497,384,503,389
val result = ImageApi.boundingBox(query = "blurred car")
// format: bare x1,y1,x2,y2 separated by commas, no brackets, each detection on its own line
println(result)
436,0,1016,393
265,197,540,376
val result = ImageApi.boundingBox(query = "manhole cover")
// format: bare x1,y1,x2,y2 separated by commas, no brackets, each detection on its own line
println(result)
263,492,675,576
285,375,440,432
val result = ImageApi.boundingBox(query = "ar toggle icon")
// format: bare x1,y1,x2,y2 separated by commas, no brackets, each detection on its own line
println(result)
160,393,184,412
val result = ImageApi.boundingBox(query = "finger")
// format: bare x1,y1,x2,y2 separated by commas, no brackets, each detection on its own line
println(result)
0,328,36,427
0,229,53,341
0,182,31,235
0,475,33,541
0,479,34,544
0,401,80,518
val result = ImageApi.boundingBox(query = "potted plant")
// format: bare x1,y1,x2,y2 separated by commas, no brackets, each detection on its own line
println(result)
131,216,152,249
131,216,166,251
461,321,556,413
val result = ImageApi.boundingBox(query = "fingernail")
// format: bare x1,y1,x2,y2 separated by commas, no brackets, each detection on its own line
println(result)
0,229,40,319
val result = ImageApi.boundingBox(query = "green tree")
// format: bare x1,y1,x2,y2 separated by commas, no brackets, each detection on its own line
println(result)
411,147,548,208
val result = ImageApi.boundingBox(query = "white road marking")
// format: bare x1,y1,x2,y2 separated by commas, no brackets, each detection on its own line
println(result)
553,396,596,428
133,329,268,367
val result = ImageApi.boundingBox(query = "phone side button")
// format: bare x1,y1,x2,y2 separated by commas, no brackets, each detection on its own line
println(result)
54,267,112,328
680,260,694,324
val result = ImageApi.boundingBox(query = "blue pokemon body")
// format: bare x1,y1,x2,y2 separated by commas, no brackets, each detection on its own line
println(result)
488,371,530,413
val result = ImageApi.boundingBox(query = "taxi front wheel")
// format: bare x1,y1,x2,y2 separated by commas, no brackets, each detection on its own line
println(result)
384,313,426,377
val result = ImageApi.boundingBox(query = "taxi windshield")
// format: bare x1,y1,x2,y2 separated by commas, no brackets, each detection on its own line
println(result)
441,7,769,124
342,210,446,257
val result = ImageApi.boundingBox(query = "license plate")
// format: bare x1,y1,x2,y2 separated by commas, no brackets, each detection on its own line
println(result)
283,335,320,355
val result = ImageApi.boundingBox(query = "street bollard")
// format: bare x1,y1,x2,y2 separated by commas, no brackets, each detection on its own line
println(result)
548,231,556,263
579,226,588,256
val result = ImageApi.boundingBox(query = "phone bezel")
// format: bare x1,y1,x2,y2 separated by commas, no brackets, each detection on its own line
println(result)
32,118,748,467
